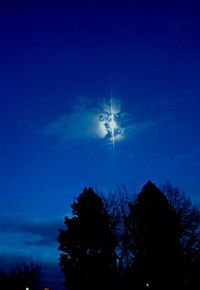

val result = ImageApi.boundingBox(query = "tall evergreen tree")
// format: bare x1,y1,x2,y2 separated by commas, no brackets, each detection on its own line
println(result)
57,187,116,290
127,181,181,290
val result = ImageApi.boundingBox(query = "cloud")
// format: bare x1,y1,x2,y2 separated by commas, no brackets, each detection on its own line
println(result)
126,120,155,136
43,97,101,142
43,97,156,144
0,215,66,265
0,215,64,246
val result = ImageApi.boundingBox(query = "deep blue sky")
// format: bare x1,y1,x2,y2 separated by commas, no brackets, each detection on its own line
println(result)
1,0,200,286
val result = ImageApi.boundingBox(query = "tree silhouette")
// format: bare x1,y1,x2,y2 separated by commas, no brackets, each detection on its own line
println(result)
0,261,41,290
57,187,117,290
57,182,200,290
162,182,200,289
127,181,181,290
101,186,133,290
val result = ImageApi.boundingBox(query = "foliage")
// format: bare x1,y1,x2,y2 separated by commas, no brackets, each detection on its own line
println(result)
163,182,200,255
58,182,200,290
162,182,200,289
0,260,41,290
57,187,117,290
126,181,181,289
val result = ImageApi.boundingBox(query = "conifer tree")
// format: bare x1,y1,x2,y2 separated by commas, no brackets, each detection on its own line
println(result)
127,181,181,289
57,187,116,290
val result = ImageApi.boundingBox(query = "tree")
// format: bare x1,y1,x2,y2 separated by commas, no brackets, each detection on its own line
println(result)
0,260,41,290
57,182,200,290
162,182,200,289
57,187,117,290
127,181,181,290
100,186,134,290
162,183,200,257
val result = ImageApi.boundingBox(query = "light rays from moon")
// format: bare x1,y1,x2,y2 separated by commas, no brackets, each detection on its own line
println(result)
45,96,149,145
98,98,124,145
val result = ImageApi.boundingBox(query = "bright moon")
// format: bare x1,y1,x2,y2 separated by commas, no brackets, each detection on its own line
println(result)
98,98,124,143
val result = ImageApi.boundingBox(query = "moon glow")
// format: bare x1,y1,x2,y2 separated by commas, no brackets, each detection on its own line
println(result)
98,99,124,144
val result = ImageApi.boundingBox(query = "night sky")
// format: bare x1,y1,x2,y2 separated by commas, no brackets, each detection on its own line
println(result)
1,0,200,285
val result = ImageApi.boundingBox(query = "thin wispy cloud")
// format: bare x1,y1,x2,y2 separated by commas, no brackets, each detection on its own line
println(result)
43,97,156,144
0,215,63,246
0,215,64,264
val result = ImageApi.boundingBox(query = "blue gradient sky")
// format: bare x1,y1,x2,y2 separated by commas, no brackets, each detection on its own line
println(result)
1,0,200,282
